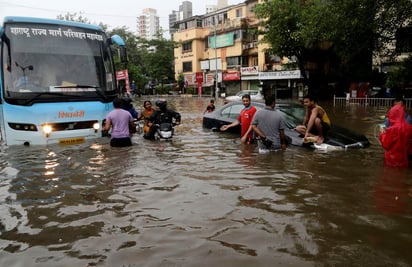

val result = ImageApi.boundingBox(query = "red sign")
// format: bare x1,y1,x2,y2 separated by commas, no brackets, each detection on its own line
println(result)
196,72,204,83
116,69,130,92
223,72,240,81
116,70,127,80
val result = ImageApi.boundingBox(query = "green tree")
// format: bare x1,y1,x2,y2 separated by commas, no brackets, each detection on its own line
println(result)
254,0,335,95
254,0,412,96
177,74,185,91
386,56,412,91
139,37,177,93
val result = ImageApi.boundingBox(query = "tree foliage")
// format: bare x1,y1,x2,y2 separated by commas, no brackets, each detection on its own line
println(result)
254,0,412,93
386,56,412,90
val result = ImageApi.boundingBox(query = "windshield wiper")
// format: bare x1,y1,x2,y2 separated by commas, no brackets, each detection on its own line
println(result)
52,84,98,88
22,92,81,106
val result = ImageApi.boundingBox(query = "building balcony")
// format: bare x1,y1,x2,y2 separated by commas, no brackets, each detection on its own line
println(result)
242,41,258,50
208,17,254,33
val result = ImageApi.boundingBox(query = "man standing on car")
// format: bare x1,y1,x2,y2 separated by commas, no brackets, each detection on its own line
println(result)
220,94,257,144
251,95,287,152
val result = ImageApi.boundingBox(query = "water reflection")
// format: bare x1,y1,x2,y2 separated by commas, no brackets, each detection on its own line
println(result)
373,167,412,215
0,97,411,266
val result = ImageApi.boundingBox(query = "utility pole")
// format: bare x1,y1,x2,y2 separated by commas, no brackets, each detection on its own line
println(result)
214,21,218,99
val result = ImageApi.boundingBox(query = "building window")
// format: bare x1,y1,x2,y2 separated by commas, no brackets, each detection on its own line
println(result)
197,19,203,27
183,61,193,72
249,4,256,13
233,30,242,41
227,56,241,69
182,42,192,53
236,8,243,18
252,56,258,66
179,23,186,31
241,56,249,67
242,29,258,42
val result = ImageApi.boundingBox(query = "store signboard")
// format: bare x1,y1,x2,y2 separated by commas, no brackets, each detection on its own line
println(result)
259,70,303,80
209,33,234,48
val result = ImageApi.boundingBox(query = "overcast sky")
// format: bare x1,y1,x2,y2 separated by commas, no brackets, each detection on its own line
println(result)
0,0,241,37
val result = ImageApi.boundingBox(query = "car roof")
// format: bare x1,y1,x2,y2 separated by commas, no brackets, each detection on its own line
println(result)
222,100,301,108
233,90,259,95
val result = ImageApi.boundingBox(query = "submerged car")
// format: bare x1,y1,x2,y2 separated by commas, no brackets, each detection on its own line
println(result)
203,101,370,149
224,90,264,102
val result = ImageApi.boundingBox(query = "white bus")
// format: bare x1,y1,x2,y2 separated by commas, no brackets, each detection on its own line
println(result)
0,16,127,146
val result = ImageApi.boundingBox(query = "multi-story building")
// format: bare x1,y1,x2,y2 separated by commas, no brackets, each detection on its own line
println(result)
173,0,305,98
206,0,228,14
137,8,160,40
169,1,193,37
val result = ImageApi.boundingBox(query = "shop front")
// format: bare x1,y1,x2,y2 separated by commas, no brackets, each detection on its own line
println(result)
258,70,305,99
222,71,241,96
240,66,260,93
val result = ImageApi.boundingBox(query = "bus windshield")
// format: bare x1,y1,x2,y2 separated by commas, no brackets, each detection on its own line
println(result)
2,22,116,105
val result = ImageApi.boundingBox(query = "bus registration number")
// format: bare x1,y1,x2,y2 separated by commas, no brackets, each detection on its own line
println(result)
59,137,85,145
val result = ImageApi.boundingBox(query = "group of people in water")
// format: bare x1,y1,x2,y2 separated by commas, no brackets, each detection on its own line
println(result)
220,93,412,168
220,94,330,152
104,92,412,168
102,97,181,147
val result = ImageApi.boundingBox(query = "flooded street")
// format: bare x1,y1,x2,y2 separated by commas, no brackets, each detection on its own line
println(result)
1,96,412,267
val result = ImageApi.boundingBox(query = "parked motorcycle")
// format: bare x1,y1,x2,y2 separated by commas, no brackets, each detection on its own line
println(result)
154,122,175,140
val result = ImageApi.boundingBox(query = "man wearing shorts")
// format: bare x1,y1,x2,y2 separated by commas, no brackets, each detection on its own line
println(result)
295,94,331,144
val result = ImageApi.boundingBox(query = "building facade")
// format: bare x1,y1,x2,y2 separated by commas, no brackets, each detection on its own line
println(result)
169,1,193,37
173,0,304,98
137,8,160,40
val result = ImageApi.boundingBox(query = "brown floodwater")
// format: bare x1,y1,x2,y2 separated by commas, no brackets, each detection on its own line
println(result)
0,96,411,267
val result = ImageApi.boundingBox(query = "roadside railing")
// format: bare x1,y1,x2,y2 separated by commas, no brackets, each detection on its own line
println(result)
333,95,412,109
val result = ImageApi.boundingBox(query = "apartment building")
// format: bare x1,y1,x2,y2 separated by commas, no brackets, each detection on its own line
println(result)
169,1,193,37
173,0,305,98
137,8,160,40
205,0,229,14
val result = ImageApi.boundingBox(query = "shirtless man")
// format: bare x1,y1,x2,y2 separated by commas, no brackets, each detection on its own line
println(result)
295,95,331,144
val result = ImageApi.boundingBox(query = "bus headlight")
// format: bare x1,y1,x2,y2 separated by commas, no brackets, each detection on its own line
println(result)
93,122,100,133
42,124,52,137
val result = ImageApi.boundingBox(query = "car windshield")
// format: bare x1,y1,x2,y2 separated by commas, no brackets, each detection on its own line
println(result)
221,103,245,119
277,105,305,127
218,102,304,128
236,90,258,96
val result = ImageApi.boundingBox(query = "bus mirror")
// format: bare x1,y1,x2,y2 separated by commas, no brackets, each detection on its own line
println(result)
119,46,127,63
110,35,127,63
110,35,125,46
0,27,4,39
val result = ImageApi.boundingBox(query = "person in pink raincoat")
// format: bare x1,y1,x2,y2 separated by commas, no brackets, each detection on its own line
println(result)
379,104,412,167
